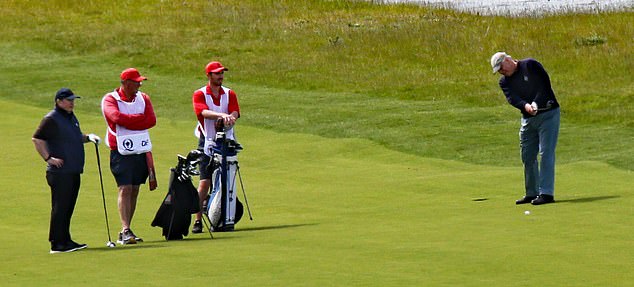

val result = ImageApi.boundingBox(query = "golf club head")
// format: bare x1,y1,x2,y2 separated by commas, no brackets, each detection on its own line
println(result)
187,163,200,176
106,241,116,248
227,139,243,152
186,149,202,162
178,150,201,175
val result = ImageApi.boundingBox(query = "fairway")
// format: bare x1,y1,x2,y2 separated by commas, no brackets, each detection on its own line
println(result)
2,100,633,286
1,0,633,286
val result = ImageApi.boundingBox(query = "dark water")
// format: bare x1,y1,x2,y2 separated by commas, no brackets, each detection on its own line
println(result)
375,0,634,16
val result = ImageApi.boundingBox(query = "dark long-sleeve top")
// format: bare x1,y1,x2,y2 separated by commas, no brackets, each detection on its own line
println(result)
499,58,559,118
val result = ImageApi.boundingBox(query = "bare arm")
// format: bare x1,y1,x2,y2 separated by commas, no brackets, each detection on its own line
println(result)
32,138,63,168
201,110,239,126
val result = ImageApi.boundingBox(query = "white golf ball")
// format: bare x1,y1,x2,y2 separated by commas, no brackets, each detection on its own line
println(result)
106,242,116,248
524,210,531,215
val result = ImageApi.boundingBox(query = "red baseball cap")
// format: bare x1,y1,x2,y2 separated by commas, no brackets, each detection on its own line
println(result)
120,68,147,82
205,61,228,74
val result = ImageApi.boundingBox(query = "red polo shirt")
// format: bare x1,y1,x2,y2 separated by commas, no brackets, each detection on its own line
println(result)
192,84,240,133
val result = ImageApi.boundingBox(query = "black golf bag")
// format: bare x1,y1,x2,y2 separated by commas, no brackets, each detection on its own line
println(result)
205,127,245,232
151,150,202,240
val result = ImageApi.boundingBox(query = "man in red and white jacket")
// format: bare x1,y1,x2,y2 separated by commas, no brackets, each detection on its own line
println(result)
101,68,157,245
190,61,240,233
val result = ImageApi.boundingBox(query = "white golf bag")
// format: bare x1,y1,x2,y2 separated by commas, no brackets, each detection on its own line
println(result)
205,126,246,232
207,154,241,231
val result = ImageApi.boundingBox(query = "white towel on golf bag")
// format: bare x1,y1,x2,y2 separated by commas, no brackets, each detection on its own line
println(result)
207,190,222,228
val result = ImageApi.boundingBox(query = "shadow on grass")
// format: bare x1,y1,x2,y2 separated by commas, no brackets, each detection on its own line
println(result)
177,236,228,242
83,235,232,251
235,223,319,232
557,195,620,203
82,243,167,253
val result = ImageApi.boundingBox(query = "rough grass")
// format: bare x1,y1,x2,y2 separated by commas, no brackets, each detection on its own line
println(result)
1,0,633,170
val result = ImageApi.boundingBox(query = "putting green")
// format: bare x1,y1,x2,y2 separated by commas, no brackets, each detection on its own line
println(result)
1,99,632,286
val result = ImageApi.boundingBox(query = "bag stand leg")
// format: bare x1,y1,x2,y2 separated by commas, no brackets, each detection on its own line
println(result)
166,211,175,241
201,214,214,239
236,165,253,221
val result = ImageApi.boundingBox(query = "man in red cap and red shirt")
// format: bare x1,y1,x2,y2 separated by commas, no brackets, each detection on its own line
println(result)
101,68,157,245
190,61,240,233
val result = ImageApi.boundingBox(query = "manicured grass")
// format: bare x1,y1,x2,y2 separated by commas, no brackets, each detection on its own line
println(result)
2,99,634,286
1,1,633,286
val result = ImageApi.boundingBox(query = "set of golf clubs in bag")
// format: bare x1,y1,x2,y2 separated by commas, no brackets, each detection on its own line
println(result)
94,120,252,247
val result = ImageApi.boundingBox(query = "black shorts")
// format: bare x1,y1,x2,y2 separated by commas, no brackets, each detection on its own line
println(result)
197,136,212,180
110,150,148,186
198,152,213,180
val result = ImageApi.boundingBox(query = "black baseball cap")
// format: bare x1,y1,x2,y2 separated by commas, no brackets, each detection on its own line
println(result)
55,88,81,100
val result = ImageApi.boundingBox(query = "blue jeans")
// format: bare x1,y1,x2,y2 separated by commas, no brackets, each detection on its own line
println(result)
519,108,560,197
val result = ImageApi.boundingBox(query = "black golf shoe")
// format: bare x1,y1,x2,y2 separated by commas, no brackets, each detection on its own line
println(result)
516,196,537,205
50,241,85,254
69,240,88,250
192,220,203,234
50,243,74,254
531,194,555,205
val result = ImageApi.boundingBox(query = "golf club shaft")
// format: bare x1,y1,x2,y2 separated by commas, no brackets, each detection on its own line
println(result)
95,143,113,243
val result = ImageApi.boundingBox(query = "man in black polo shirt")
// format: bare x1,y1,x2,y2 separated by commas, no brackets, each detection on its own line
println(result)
33,88,101,253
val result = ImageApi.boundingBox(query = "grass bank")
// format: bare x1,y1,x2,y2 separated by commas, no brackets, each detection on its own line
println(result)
0,0,632,170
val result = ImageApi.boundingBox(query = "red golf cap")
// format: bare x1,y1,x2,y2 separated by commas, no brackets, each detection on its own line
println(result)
120,68,147,82
205,61,228,74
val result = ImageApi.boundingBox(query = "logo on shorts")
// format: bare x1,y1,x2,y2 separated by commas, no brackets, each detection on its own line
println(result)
123,139,134,151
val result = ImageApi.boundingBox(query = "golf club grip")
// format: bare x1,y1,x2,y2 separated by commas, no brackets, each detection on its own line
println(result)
215,118,224,131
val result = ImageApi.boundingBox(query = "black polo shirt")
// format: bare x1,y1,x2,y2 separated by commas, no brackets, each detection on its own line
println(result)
33,107,85,173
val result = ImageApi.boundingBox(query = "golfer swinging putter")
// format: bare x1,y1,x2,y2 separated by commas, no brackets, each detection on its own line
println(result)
490,52,561,205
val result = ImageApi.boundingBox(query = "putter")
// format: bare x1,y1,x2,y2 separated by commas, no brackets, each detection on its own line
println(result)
533,100,554,112
94,143,116,248
538,100,553,111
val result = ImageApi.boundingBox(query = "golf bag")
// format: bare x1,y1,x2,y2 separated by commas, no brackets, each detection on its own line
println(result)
205,128,245,232
151,150,201,240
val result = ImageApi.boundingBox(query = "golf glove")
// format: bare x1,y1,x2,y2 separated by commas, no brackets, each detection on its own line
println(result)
87,133,101,144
